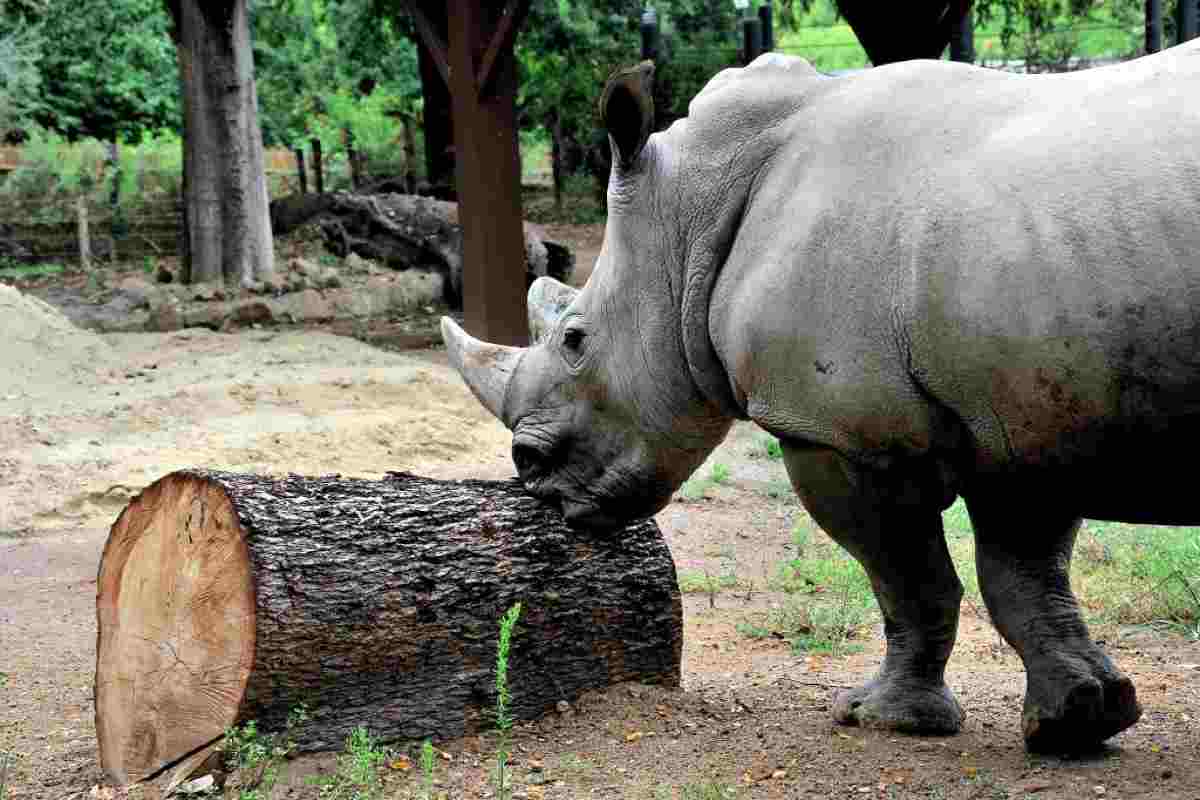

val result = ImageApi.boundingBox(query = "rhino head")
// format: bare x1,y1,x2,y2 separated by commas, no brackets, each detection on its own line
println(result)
441,61,745,531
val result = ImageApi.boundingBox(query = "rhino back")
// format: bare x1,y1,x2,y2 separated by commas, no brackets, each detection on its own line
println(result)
704,45,1200,517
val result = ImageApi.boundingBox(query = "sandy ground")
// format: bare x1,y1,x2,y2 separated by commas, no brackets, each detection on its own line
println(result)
2,250,1199,798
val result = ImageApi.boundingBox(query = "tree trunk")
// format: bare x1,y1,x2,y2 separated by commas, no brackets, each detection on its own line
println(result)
417,35,454,198
402,114,418,193
835,0,969,65
95,470,681,787
344,127,361,189
166,0,274,286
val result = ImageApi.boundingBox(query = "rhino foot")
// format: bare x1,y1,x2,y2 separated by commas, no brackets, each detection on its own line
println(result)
1023,671,1141,753
833,676,964,735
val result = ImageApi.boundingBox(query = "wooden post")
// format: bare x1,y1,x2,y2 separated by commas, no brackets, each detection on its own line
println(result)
1146,0,1163,53
641,7,659,61
294,146,308,194
950,8,973,62
345,128,361,189
77,197,91,272
1180,0,1198,43
758,0,775,52
446,0,531,346
742,16,763,65
311,138,324,194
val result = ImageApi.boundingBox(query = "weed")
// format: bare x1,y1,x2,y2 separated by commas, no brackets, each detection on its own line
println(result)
313,726,389,800
0,261,65,280
678,782,739,799
222,704,308,800
735,621,771,639
0,750,10,800
678,461,734,502
747,434,784,461
420,739,436,800
492,602,522,800
0,673,7,688
677,570,739,594
762,479,793,501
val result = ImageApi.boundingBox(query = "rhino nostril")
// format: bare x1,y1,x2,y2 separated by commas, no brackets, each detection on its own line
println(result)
512,443,543,476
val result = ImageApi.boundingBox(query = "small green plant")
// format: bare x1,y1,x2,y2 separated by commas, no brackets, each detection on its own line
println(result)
493,601,523,800
420,739,436,800
679,781,739,799
222,704,308,800
748,434,784,460
0,749,11,800
678,461,733,501
313,726,389,800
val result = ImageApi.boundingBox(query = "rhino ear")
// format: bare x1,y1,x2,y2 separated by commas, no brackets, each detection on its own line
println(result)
600,61,655,169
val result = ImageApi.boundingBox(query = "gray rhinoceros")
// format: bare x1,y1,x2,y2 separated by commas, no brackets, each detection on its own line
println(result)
441,45,1200,753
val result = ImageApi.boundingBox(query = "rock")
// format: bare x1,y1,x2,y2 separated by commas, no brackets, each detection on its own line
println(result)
97,310,151,333
114,277,158,310
183,303,230,330
231,301,273,326
176,775,215,795
388,271,444,312
555,700,571,714
273,289,332,323
288,257,320,277
191,283,218,302
147,300,182,332
345,252,370,272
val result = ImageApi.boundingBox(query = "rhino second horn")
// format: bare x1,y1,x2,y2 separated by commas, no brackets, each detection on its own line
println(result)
527,276,580,342
440,317,525,425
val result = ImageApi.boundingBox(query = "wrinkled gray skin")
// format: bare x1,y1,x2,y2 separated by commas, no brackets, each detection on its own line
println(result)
443,44,1200,753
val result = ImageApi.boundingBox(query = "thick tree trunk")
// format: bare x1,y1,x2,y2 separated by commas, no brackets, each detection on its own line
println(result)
95,470,681,787
167,0,274,286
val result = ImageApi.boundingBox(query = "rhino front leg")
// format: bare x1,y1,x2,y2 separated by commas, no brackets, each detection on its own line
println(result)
782,442,965,734
965,492,1141,753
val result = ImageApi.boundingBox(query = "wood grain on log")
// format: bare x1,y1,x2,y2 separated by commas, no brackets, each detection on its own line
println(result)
95,470,681,785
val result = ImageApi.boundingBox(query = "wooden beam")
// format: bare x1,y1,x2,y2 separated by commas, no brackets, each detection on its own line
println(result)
475,0,531,100
403,0,450,87
447,0,528,346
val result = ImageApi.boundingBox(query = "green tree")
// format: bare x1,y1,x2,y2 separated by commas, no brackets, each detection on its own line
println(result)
24,0,179,141
0,21,41,139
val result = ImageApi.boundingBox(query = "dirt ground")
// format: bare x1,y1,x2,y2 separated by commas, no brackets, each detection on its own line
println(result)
2,225,1199,800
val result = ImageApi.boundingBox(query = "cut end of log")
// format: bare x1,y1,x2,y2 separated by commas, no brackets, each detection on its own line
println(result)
95,472,256,785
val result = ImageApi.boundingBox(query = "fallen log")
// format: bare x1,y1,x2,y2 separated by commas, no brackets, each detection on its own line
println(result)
269,191,575,308
94,470,681,786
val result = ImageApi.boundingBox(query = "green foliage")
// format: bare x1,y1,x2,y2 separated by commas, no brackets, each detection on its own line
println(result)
747,434,784,460
679,461,734,501
677,782,739,799
678,569,740,594
25,0,179,141
493,602,523,800
420,739,436,800
222,704,308,800
313,726,389,800
0,21,41,138
0,129,183,222
972,0,1144,70
763,519,876,655
0,749,10,800
0,260,64,280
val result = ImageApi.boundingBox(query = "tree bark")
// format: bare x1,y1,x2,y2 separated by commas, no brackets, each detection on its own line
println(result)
95,470,681,787
166,0,274,286
835,0,970,65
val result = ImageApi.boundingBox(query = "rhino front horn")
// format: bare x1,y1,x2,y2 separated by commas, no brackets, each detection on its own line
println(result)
440,317,525,425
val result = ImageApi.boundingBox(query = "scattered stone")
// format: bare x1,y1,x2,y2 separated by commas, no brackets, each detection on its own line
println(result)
232,301,273,326
263,275,286,295
147,300,182,332
176,774,215,795
555,700,571,714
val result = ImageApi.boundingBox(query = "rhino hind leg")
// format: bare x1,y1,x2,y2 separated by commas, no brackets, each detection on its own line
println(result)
782,443,965,735
965,493,1142,753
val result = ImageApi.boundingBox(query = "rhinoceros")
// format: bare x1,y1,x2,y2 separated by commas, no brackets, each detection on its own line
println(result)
441,44,1200,753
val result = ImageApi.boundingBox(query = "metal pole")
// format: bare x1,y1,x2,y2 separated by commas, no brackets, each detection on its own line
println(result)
758,0,774,52
949,8,974,62
641,7,658,61
742,16,762,65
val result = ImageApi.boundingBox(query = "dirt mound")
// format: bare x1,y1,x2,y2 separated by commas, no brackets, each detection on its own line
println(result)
0,283,113,399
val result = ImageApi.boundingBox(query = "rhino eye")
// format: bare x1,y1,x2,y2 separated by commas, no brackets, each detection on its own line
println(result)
562,327,586,363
